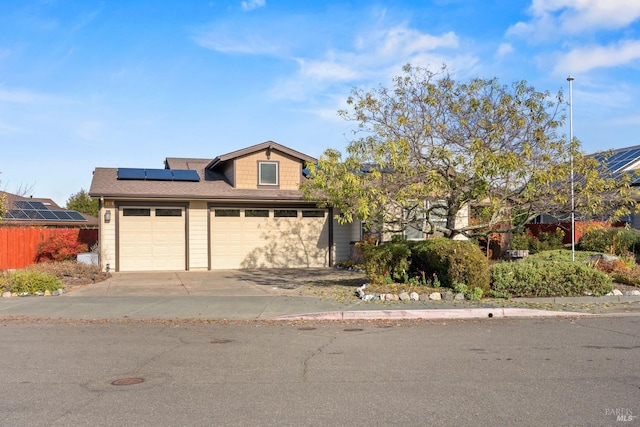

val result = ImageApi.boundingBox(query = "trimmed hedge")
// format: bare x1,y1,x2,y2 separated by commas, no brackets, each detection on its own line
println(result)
3,271,63,294
578,227,640,256
490,259,612,298
361,242,411,284
409,238,490,293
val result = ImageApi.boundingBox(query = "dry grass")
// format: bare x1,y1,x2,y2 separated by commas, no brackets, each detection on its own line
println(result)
23,261,110,289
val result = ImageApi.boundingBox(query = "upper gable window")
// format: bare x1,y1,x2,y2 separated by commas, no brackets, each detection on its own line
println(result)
259,161,278,186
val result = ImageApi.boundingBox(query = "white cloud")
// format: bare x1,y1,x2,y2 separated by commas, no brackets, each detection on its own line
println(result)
270,24,471,103
241,0,265,12
553,39,640,74
508,0,640,39
495,43,514,58
194,31,283,55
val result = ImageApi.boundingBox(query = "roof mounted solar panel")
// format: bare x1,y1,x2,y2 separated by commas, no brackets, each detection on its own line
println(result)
15,200,33,209
67,211,87,221
145,169,174,180
29,201,47,210
39,210,58,220
118,168,146,180
171,169,200,181
8,210,28,219
52,211,73,220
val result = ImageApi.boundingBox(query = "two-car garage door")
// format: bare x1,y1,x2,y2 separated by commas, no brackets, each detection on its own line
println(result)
118,207,186,271
210,208,329,269
117,206,329,271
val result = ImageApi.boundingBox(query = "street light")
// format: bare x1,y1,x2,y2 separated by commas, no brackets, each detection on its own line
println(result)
567,75,575,262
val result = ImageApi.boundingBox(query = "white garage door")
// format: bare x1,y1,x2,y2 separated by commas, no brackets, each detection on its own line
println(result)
119,207,186,271
210,208,329,269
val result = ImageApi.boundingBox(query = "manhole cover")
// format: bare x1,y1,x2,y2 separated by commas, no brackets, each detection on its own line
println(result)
210,339,233,344
343,328,363,332
111,377,144,386
298,327,316,331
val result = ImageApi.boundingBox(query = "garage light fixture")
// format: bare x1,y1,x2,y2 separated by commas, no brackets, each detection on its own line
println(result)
104,210,112,223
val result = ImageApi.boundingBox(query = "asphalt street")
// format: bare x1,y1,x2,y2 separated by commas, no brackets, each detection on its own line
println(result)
1,316,639,427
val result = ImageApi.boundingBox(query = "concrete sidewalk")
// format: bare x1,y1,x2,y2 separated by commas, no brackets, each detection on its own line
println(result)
1,270,639,321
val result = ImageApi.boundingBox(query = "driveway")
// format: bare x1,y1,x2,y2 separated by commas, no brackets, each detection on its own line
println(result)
67,268,366,297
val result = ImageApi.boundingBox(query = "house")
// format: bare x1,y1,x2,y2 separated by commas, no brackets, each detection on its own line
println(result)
0,191,99,269
88,141,361,272
0,191,98,228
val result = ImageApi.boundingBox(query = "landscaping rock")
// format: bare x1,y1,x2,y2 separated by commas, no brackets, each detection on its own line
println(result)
379,294,386,301
18,292,31,297
624,290,640,296
419,294,430,301
2,292,11,298
52,290,60,296
429,292,442,301
409,292,419,301
385,293,399,302
399,292,411,301
35,291,45,296
454,293,465,301
441,291,454,301
44,290,51,297
613,289,623,296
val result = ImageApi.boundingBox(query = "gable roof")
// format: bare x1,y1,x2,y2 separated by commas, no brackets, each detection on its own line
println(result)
206,141,316,170
0,191,98,227
89,141,316,202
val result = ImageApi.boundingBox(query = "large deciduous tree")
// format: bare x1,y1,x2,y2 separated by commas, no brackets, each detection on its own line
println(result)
302,64,635,240
66,189,98,217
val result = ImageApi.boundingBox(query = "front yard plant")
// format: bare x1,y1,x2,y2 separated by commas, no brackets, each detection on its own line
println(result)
490,259,613,298
2,270,62,294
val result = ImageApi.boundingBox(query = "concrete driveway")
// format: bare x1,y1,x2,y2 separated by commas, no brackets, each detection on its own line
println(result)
67,268,366,297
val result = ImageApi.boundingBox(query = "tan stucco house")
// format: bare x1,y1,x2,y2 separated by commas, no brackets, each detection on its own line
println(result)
89,141,361,272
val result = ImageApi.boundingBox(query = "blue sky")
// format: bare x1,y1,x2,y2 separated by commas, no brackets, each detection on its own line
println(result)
1,0,640,205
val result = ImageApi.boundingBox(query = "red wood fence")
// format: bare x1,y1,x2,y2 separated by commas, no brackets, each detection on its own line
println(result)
525,221,626,245
0,227,98,270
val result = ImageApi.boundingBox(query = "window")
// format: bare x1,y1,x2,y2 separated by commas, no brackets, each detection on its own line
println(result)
245,209,269,218
123,208,150,217
403,200,447,240
156,208,182,217
274,209,297,218
302,210,325,218
259,162,278,186
215,209,240,217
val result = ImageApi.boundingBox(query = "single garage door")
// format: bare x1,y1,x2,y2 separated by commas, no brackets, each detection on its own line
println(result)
210,208,329,269
119,207,186,271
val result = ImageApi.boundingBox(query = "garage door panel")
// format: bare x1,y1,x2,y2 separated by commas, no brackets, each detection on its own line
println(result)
119,207,186,271
210,209,329,269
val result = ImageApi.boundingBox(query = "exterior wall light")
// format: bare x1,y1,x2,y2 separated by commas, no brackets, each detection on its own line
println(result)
104,210,112,222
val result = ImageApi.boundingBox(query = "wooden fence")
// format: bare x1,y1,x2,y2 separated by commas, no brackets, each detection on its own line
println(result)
525,221,626,245
0,227,98,270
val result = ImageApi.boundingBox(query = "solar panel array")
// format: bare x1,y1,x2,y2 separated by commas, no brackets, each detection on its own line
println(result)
591,146,640,185
117,168,200,182
595,147,640,174
4,200,88,222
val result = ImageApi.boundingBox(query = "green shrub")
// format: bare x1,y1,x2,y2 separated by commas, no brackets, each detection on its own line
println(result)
362,242,411,284
6,271,63,294
490,259,612,298
453,282,484,300
511,228,565,254
410,238,490,293
578,227,640,256
527,249,601,263
611,266,640,287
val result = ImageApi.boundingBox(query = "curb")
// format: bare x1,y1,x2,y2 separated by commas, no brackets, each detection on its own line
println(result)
273,308,591,321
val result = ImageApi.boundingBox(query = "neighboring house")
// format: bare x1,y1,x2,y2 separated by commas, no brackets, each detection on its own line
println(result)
89,141,361,272
532,144,640,228
0,191,99,269
0,191,98,228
